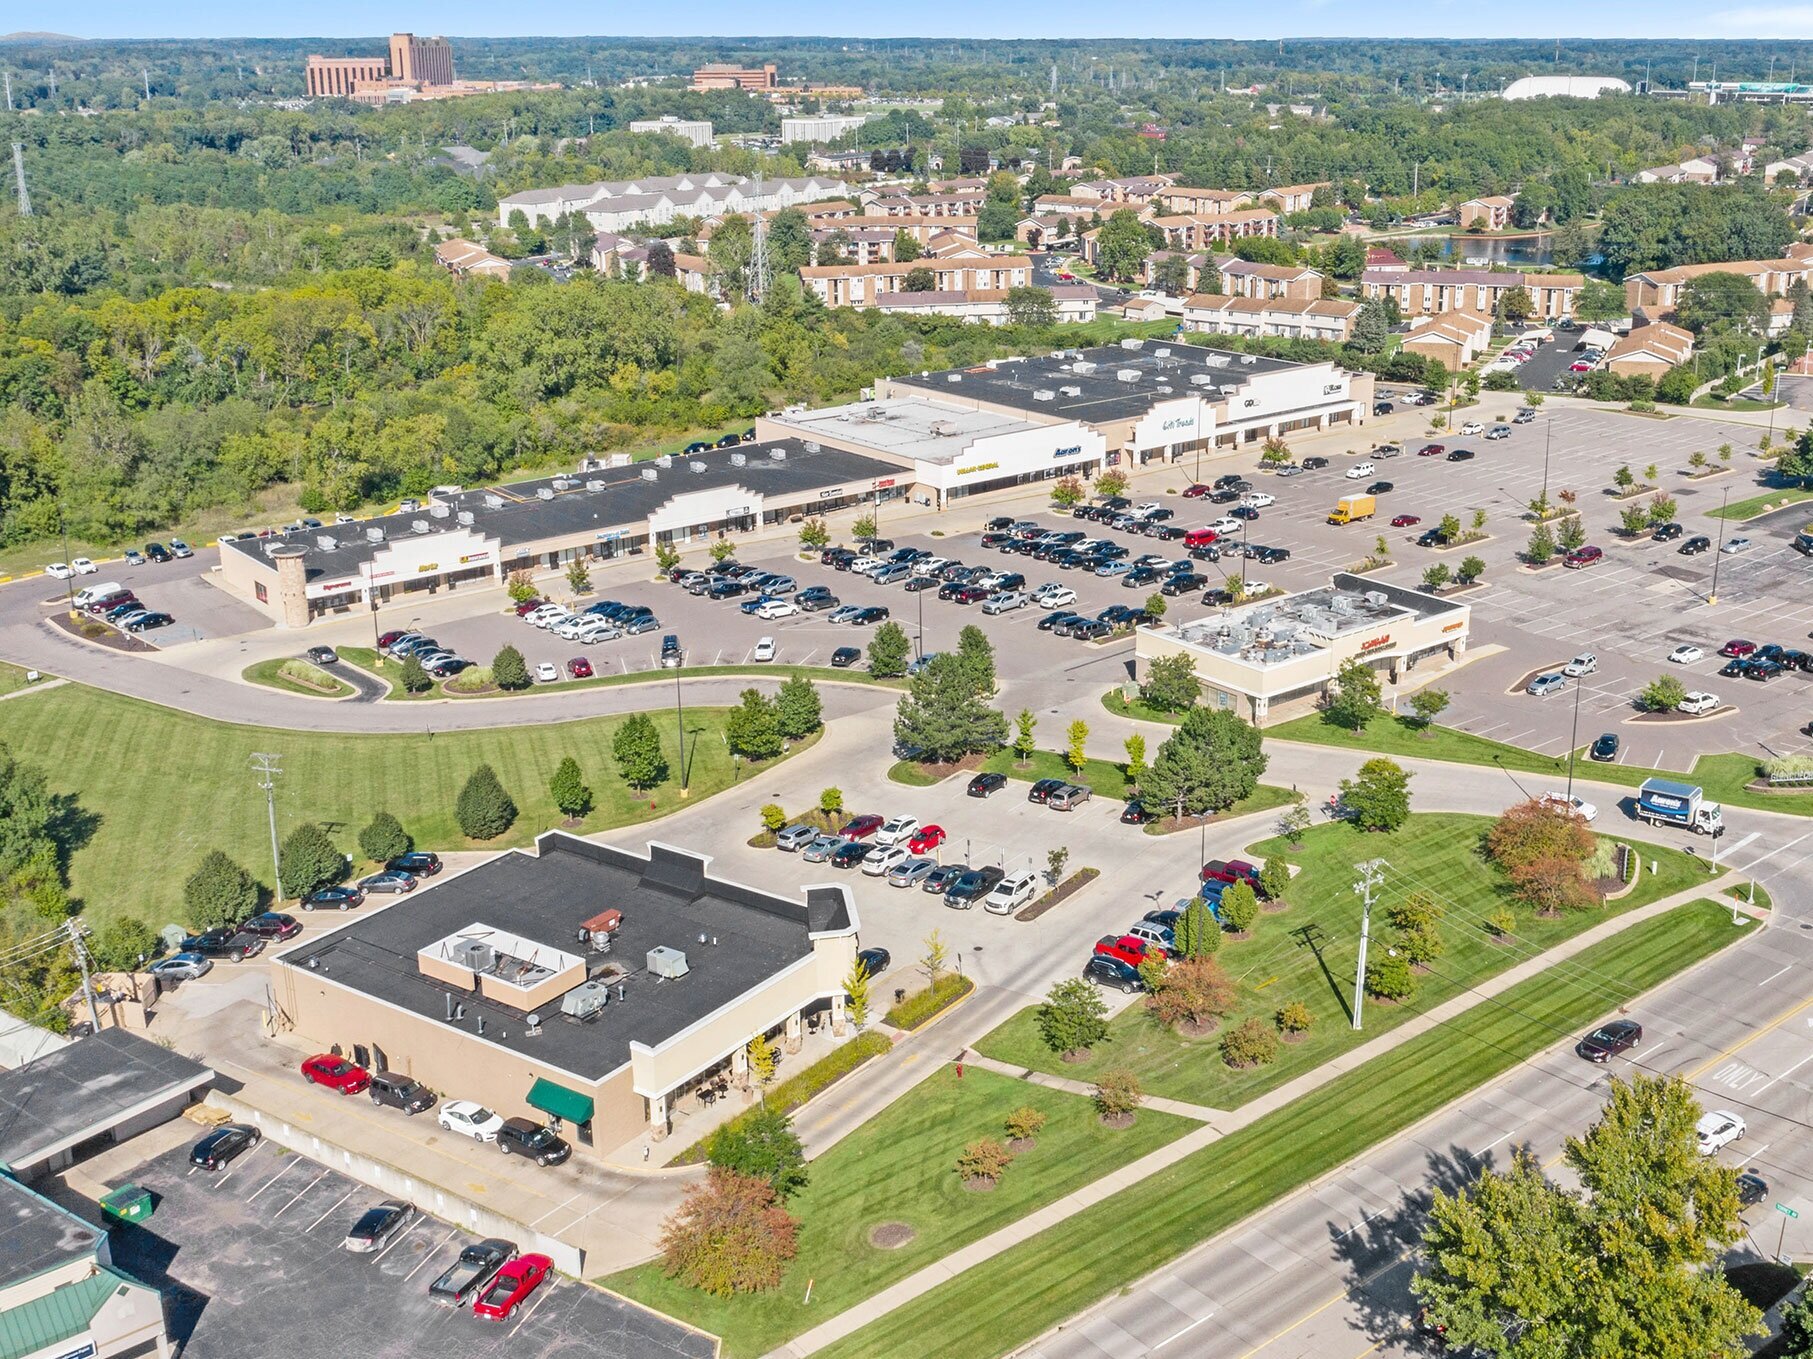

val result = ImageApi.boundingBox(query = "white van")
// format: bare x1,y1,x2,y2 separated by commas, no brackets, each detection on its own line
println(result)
1344,462,1376,480
72,582,123,608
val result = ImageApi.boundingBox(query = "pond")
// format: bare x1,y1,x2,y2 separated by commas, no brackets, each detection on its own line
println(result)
1392,233,1557,267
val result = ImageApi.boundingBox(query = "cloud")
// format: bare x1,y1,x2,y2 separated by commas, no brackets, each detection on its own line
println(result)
1706,5,1813,34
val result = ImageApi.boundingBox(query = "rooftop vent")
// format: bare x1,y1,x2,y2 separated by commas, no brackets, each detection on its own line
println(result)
409,519,429,535
641,467,659,482
585,479,606,492
690,460,706,473
536,487,555,501
1073,361,1097,374
365,526,387,543
484,494,506,510
801,441,819,453
1116,369,1142,384
1032,389,1055,402
1364,591,1390,607
1240,355,1257,365
730,452,746,467
314,534,338,552
428,503,451,519
656,455,674,469
771,448,787,460
456,510,476,527
946,373,962,383
1190,373,1214,386
551,478,575,490
647,946,690,980
1155,346,1173,357
1120,337,1145,350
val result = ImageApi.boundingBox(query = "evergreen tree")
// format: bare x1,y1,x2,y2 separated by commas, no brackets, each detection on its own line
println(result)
279,823,345,899
1350,299,1391,354
550,756,592,819
892,653,1009,763
1143,708,1268,818
456,764,517,840
399,653,431,693
358,811,410,864
492,645,530,691
955,624,997,697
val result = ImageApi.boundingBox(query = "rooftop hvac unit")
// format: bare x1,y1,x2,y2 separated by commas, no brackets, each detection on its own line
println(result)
730,452,746,466
690,460,707,473
771,448,787,460
1364,591,1390,607
647,946,690,979
1120,337,1145,350
536,487,555,501
428,503,451,519
1155,346,1173,357
1116,369,1141,384
1032,389,1055,401
365,526,387,543
1190,374,1214,386
1206,355,1229,368
801,441,820,453
456,510,475,527
560,979,612,1020
585,479,606,492
551,478,575,490
946,373,962,383
410,519,430,535
641,467,659,481
448,939,496,973
484,494,506,510
314,534,338,551
1239,355,1257,365
608,452,632,468
1156,385,1172,393
656,455,674,468
1073,361,1097,374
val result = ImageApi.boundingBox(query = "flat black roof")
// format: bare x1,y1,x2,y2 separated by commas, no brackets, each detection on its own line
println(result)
892,341,1312,427
0,1176,104,1290
223,439,896,583
0,1029,213,1176
277,835,854,1083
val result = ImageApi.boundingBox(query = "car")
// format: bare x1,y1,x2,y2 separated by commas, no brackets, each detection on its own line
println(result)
1120,800,1156,825
1072,619,1112,641
1344,462,1375,480
44,562,74,580
621,614,660,636
831,840,871,869
1719,639,1756,658
1562,653,1597,677
855,947,891,979
123,549,145,566
496,1117,572,1166
1459,421,1484,436
302,885,364,912
769,824,822,855
68,557,97,574
1389,514,1421,528
125,612,173,632
148,952,211,982
1678,691,1720,715
240,911,302,941
359,870,417,894
1589,733,1621,762
1094,933,1166,969
1486,425,1512,440
968,772,1007,798
849,606,890,625
438,1099,505,1141
1301,456,1329,470
1125,921,1175,953
179,927,265,961
1562,546,1603,569
1669,644,1704,664
1514,409,1537,424
1569,360,1594,373
1527,673,1567,697
1540,792,1598,822
1228,506,1260,522
1242,492,1276,509
473,1254,553,1321
1738,1171,1770,1208
863,844,910,876
1084,955,1146,994
1720,656,1753,678
1720,536,1752,555
801,835,844,863
1048,783,1092,811
1365,481,1394,495
301,1054,371,1095
1696,1110,1746,1156
1679,536,1712,556
425,654,471,679
1746,659,1784,682
343,1200,415,1253
560,655,594,681
744,635,776,665
1181,483,1211,498
1576,1018,1642,1063
887,857,937,888
1031,585,1077,608
304,645,340,667
982,590,1030,615
190,1123,262,1170
907,824,946,854
1417,443,1446,457
1415,528,1450,548
1446,449,1476,463
534,661,559,683
1653,522,1684,542
368,1070,437,1114
840,814,884,840
922,864,966,895
1027,777,1067,804
1201,859,1261,887
984,871,1039,915
946,866,1006,907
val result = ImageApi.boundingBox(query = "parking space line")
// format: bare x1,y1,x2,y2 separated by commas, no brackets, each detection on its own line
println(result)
270,1168,329,1219
405,1227,459,1282
304,1188,355,1234
506,1277,559,1335
372,1215,429,1262
245,1157,300,1203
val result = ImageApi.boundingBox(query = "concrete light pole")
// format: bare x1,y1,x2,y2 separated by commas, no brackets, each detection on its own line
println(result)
1351,859,1387,1031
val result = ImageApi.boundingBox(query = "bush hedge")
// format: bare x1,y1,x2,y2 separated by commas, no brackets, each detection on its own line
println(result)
678,1030,893,1165
884,974,974,1031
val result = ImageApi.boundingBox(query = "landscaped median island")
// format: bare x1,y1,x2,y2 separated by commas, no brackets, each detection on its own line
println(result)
241,656,353,698
811,899,1751,1359
977,813,1706,1112
1270,711,1813,818
603,1067,1191,1359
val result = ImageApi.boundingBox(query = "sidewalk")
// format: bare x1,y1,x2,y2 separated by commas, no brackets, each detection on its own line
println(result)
766,871,1742,1357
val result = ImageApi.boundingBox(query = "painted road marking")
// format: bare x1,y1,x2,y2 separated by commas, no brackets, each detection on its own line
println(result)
1759,965,1793,988
270,1169,329,1220
1711,1060,1771,1094
305,1189,355,1234
404,1228,458,1283
246,1158,299,1204
1153,1312,1216,1351
1754,1050,1813,1098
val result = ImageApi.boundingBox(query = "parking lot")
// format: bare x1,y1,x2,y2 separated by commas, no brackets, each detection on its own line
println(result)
107,1138,713,1359
11,547,271,648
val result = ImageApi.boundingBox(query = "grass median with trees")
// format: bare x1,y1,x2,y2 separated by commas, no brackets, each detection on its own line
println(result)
604,1066,1190,1358
813,899,1750,1359
976,813,1707,1110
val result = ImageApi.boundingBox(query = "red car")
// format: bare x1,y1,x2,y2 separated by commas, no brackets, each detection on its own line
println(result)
1562,546,1603,569
1720,639,1757,658
1391,514,1421,527
1181,484,1210,499
840,814,884,839
1201,858,1260,887
1094,934,1166,968
376,629,407,648
473,1253,553,1320
300,1054,371,1095
566,656,594,679
1416,443,1446,457
908,824,946,854
513,598,545,617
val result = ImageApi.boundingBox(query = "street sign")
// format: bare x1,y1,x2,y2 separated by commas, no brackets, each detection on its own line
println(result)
1776,1203,1799,1219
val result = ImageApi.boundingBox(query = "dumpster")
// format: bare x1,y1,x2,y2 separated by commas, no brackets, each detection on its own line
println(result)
100,1184,153,1224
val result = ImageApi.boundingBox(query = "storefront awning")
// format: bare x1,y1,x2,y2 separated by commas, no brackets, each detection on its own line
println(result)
526,1077,593,1126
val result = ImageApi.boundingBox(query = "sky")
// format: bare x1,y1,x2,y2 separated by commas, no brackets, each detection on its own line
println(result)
17,1,1813,40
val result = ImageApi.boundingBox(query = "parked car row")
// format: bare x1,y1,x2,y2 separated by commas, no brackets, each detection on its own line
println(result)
378,630,472,678
300,851,442,911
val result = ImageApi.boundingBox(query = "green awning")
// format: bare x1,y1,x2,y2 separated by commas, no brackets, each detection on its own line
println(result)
526,1077,593,1125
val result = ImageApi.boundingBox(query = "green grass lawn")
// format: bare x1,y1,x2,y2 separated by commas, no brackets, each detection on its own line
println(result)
0,661,38,697
816,899,1750,1359
981,746,1133,799
976,813,1706,1110
241,657,353,699
1705,486,1813,520
0,683,784,926
602,1067,1189,1358
1270,712,1813,818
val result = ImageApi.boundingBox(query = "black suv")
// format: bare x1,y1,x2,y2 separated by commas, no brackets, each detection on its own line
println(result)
369,1071,437,1115
496,1118,571,1166
1679,536,1712,556
389,851,442,877
1027,777,1067,804
1652,522,1684,542
660,635,684,666
945,866,1006,907
180,928,265,961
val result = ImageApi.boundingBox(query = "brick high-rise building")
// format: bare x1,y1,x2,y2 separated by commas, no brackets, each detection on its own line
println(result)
691,62,778,91
390,33,455,86
305,55,389,98
305,32,454,98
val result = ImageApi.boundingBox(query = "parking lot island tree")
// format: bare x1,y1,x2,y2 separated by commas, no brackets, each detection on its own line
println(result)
1013,709,1038,766
845,958,871,1030
760,803,787,833
726,689,784,761
704,1105,809,1201
1413,1075,1758,1357
1139,653,1201,713
1123,733,1147,791
852,513,877,540
798,518,829,551
1144,708,1269,818
921,928,950,988
1046,846,1070,885
956,624,997,697
1648,493,1679,525
1340,757,1413,833
1037,977,1111,1061
506,570,537,606
455,763,518,841
1173,896,1221,958
398,653,431,694
774,675,823,742
357,811,410,865
1525,519,1558,564
1638,674,1689,713
278,823,344,900
1259,855,1292,904
183,849,261,929
1143,593,1167,622
612,712,669,790
1051,476,1085,509
819,786,844,817
491,644,530,692
549,756,592,822
1614,464,1637,494
1325,657,1385,733
1557,515,1588,553
654,542,681,575
709,539,736,565
565,555,592,596
658,1166,800,1299
1066,720,1090,775
1146,956,1236,1034
1456,555,1485,585
1421,563,1451,592
893,653,1009,764
1438,513,1462,543
1218,881,1260,937
1095,468,1129,499
866,621,911,679
1407,688,1451,731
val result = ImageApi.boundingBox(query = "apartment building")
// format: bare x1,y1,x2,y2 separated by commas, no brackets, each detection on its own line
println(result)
692,62,778,91
1142,208,1280,252
1181,294,1360,343
875,286,1099,324
1457,195,1516,229
1258,182,1330,214
1622,256,1813,312
498,174,849,232
1155,187,1256,215
1070,175,1176,204
1217,259,1324,300
863,191,987,217
797,253,1033,308
1603,321,1695,378
1399,311,1495,370
1360,266,1583,319
629,116,714,148
805,212,978,245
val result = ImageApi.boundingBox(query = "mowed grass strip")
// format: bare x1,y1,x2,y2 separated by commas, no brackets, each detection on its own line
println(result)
976,813,1706,1110
603,1066,1190,1358
0,683,765,925
1269,712,1813,819
814,899,1749,1359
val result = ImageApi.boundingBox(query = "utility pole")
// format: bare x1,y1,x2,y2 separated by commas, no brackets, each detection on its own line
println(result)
1708,485,1732,605
1351,859,1386,1031
12,143,30,218
251,753,286,902
67,919,101,1034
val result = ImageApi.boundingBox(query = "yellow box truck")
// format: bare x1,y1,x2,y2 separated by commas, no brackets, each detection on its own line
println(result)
1327,494,1376,526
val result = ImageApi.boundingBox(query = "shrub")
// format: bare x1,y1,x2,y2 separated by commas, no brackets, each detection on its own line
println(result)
1486,908,1517,937
1511,855,1601,914
491,645,530,691
654,541,680,572
1260,855,1291,903
89,916,159,972
819,786,845,815
956,1138,1014,1184
1276,1000,1314,1036
1093,1069,1144,1120
278,824,344,899
1004,1105,1048,1143
357,812,410,864
760,803,788,832
1486,798,1594,872
1364,952,1417,1002
399,654,432,693
1637,674,1687,712
184,850,261,928
1037,978,1110,1058
455,764,517,840
1222,1017,1280,1067
1218,880,1259,934
1146,955,1236,1031
883,973,971,1030
705,1105,808,1200
659,1167,799,1297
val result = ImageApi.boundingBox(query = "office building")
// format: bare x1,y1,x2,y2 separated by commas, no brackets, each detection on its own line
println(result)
629,116,715,148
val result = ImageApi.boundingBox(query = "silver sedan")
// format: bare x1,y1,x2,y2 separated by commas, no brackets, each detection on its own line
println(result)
887,856,938,888
801,835,846,864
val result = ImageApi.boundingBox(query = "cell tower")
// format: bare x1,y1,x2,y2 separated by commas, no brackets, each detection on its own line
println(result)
748,175,771,303
12,144,30,218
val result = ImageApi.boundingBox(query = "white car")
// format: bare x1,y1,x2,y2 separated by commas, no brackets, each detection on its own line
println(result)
535,661,559,683
44,562,76,580
847,555,882,575
553,616,592,640
875,815,920,847
525,604,566,627
1562,653,1597,677
70,558,97,574
1668,645,1704,665
438,1100,505,1142
984,871,1039,916
1678,691,1720,716
911,556,951,577
1033,585,1076,607
755,598,797,620
1131,502,1165,516
1720,536,1752,555
1344,462,1376,480
1459,421,1485,436
862,844,909,876
981,590,1029,615
753,636,777,662
1540,792,1598,822
1242,492,1276,509
1207,517,1243,535
1696,1109,1746,1156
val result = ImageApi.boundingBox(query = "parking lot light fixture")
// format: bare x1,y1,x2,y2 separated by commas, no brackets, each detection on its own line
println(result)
675,669,689,797
1565,670,1583,801
1708,486,1732,606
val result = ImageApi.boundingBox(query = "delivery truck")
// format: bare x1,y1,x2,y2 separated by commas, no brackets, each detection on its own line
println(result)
1327,494,1376,526
1635,778,1724,835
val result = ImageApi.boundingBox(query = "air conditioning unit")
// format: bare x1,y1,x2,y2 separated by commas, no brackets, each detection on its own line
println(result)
946,373,962,383
1032,389,1055,401
1116,369,1141,383
690,460,707,473
428,503,451,519
1120,337,1144,349
1155,347,1173,357
456,510,475,527
585,479,606,492
483,494,506,509
365,526,387,543
656,455,674,468
641,467,659,481
314,534,338,551
560,980,612,1020
647,946,690,979
551,478,574,491
537,487,555,501
1060,384,1082,397
410,519,430,535
1240,355,1257,365
731,453,746,466
771,449,787,460
801,440,820,453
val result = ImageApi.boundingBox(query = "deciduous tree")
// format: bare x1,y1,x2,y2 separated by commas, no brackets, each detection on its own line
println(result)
1037,978,1110,1058
184,849,261,927
550,756,592,820
1340,758,1411,832
866,621,910,678
1140,653,1201,712
726,689,783,761
659,1167,799,1297
613,713,668,789
706,1106,808,1200
1326,657,1384,732
774,675,823,741
892,653,1008,763
1146,955,1236,1032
